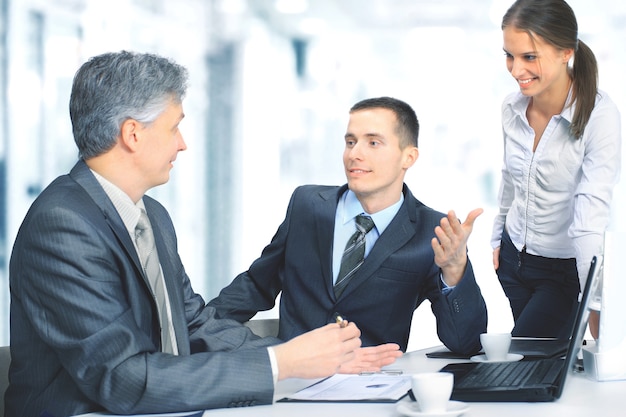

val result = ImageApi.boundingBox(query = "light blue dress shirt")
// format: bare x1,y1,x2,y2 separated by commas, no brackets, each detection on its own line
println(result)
332,190,403,283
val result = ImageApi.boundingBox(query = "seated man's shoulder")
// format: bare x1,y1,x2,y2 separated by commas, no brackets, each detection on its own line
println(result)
410,197,446,223
292,184,341,202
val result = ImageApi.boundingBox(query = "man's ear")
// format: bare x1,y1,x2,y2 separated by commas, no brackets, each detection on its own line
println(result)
402,146,419,169
119,118,141,151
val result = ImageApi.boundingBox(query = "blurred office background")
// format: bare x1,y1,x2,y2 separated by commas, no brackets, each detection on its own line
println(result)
0,0,624,349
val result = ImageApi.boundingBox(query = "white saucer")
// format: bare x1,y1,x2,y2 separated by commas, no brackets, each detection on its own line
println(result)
397,400,469,417
470,353,524,363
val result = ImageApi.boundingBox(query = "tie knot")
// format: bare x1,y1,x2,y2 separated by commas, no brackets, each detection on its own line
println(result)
135,210,150,238
136,210,150,232
355,214,375,234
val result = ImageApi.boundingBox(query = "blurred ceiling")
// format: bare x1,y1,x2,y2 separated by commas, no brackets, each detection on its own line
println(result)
243,0,626,41
246,0,503,38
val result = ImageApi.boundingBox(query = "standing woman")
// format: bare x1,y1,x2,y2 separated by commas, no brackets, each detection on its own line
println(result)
491,0,621,338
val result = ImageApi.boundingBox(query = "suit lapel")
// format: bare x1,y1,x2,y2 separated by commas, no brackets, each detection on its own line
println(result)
337,185,417,299
315,186,347,300
70,161,143,276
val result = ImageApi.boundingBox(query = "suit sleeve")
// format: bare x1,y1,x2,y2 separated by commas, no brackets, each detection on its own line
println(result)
428,261,487,355
13,203,279,414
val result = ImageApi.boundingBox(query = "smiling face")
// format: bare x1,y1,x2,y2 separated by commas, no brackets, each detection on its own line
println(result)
135,100,187,190
503,26,573,100
343,107,418,213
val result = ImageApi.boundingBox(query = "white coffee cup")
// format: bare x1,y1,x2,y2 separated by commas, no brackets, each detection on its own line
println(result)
411,372,453,413
480,332,512,361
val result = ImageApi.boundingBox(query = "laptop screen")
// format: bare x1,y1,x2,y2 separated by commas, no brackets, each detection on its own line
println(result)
554,255,602,397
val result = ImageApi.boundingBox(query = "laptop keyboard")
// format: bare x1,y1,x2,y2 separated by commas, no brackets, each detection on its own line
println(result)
457,360,559,388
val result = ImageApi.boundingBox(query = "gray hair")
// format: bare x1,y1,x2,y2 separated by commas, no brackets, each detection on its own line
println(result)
69,51,189,159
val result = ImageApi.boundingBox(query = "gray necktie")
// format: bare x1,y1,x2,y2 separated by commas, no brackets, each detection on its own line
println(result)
334,214,375,298
135,210,175,354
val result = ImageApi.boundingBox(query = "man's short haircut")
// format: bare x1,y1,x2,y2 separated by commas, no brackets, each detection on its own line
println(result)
350,96,419,148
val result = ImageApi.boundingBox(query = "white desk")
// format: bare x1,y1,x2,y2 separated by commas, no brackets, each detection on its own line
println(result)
76,345,625,417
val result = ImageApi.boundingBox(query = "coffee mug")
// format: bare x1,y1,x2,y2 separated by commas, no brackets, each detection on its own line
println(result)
480,332,512,361
411,372,454,413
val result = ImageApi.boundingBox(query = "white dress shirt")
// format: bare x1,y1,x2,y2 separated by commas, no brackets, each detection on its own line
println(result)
491,89,622,286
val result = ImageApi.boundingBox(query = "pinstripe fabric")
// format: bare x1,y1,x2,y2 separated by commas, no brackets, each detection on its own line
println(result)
6,160,281,417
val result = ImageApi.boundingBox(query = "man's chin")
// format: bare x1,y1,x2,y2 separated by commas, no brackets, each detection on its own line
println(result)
151,175,171,189
347,184,370,197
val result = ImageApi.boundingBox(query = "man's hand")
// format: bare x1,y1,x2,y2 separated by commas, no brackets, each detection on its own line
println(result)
431,208,483,287
273,322,362,380
338,343,403,374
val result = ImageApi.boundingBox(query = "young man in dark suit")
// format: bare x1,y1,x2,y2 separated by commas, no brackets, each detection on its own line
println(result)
209,96,488,355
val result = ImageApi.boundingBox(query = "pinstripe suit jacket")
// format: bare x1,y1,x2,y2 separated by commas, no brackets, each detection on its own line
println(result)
6,160,279,417
209,184,488,354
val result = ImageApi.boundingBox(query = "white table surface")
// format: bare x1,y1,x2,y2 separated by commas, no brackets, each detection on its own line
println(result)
76,345,626,417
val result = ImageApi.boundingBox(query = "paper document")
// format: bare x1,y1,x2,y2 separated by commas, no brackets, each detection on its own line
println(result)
279,373,411,403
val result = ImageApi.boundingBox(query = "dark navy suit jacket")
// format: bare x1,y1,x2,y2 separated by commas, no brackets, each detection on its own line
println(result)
7,160,279,417
209,184,487,354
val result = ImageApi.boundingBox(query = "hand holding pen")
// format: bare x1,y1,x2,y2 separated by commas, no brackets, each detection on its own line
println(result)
334,312,349,328
273,318,361,380
332,312,403,374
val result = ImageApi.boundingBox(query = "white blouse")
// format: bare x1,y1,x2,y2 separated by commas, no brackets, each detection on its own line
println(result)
491,89,622,286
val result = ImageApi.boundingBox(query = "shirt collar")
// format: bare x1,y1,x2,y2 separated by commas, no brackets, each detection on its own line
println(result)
341,189,404,234
91,169,145,235
509,86,576,124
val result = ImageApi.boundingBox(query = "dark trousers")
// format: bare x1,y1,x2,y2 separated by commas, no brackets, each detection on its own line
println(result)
497,229,580,339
